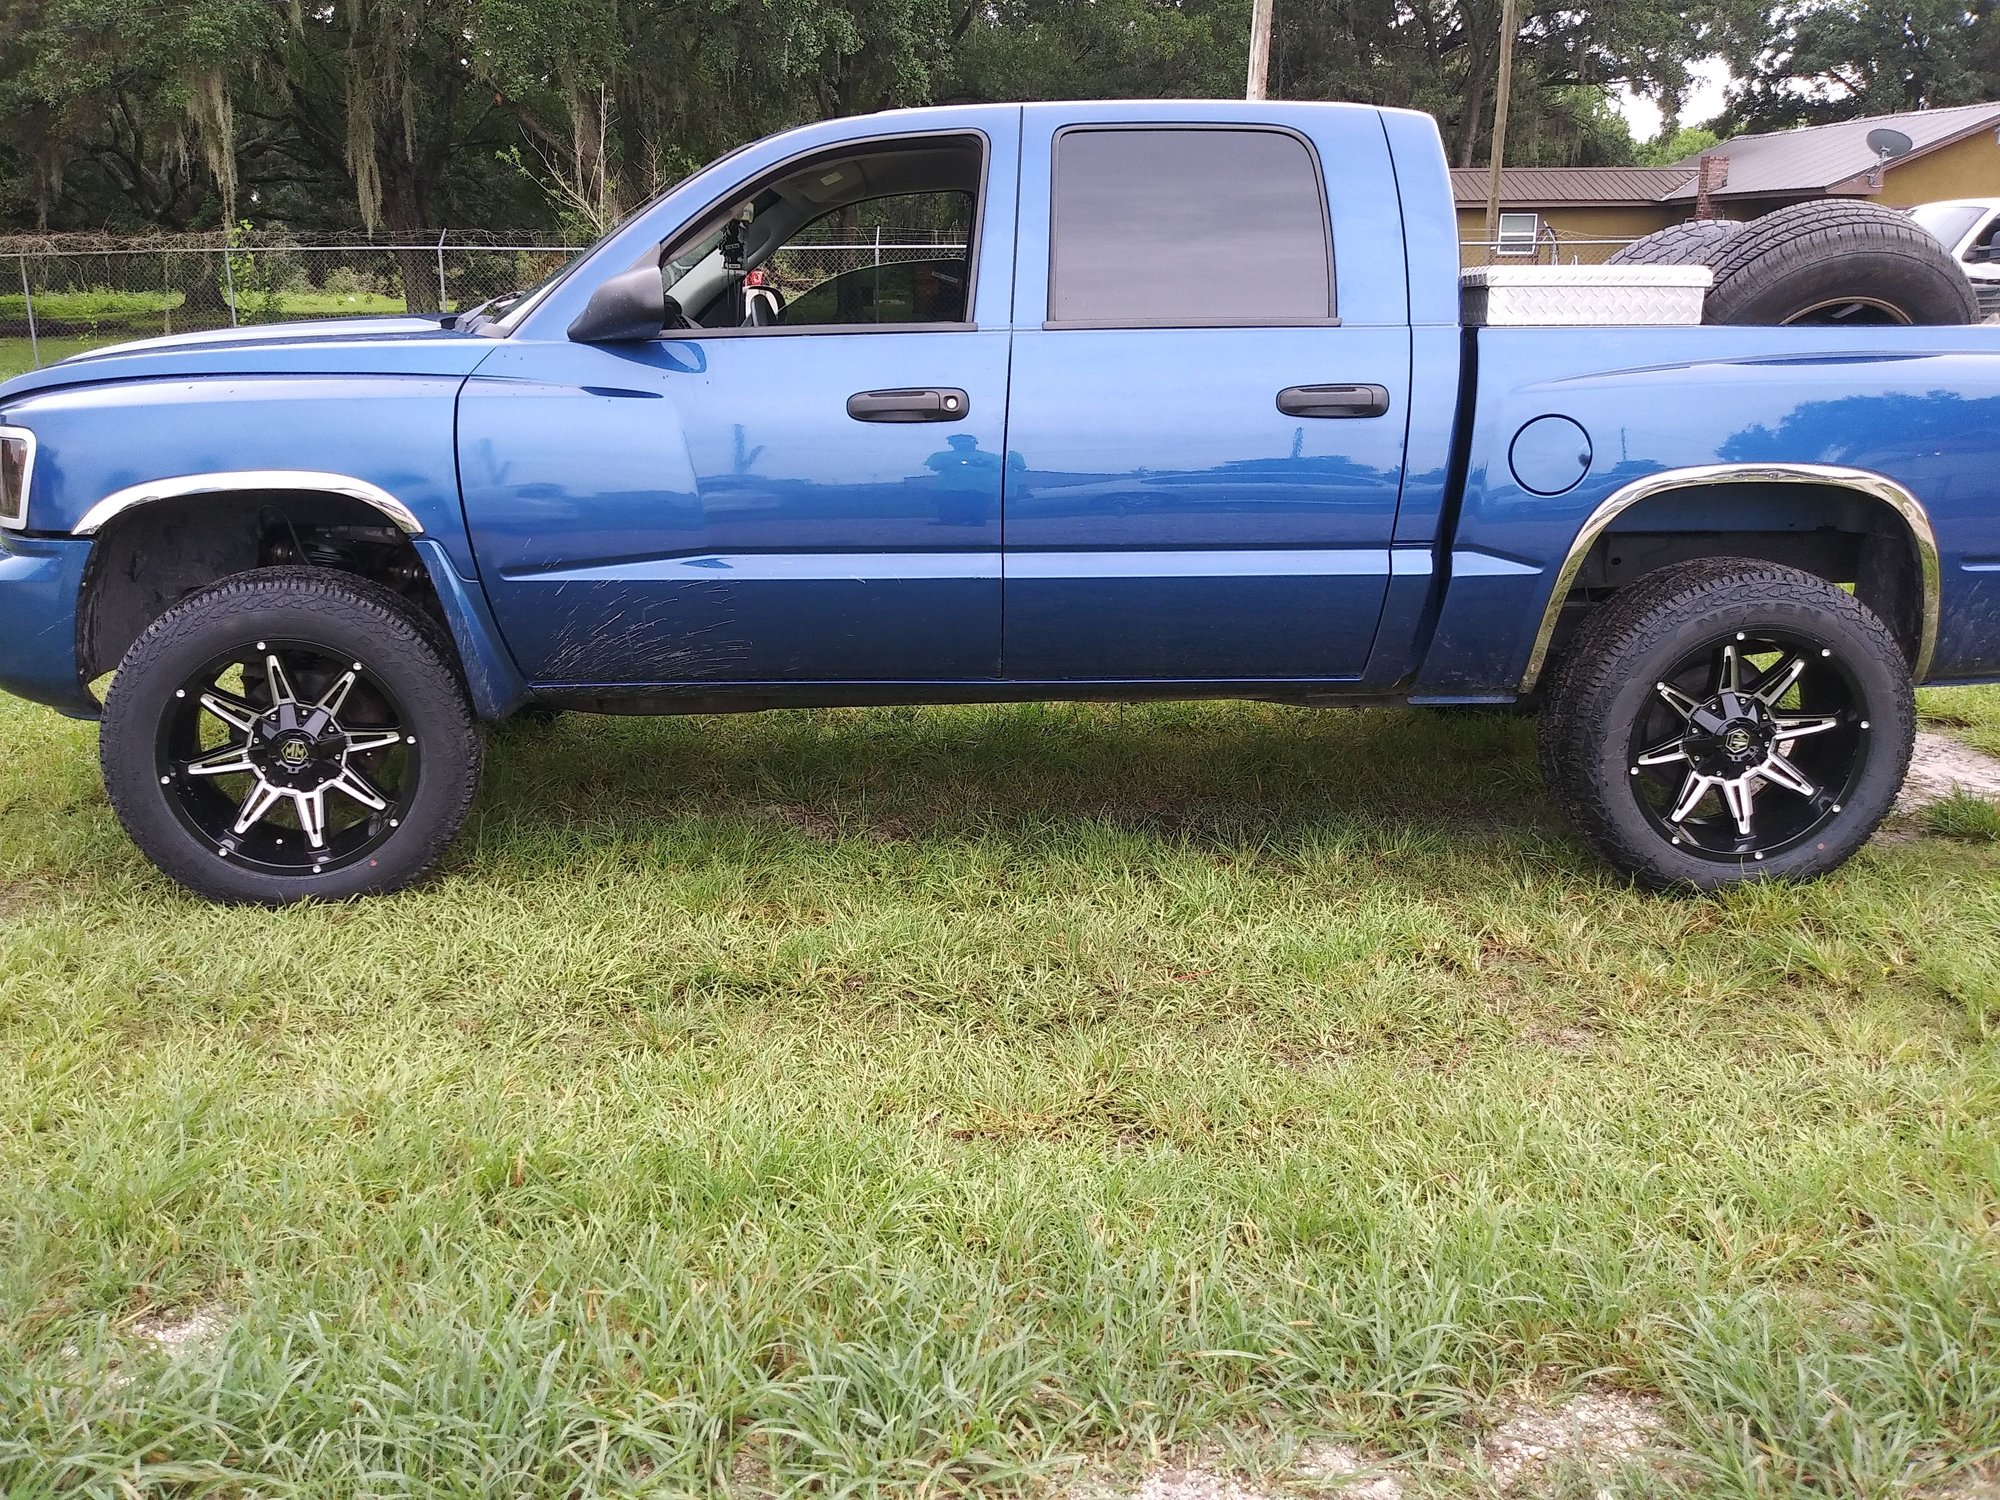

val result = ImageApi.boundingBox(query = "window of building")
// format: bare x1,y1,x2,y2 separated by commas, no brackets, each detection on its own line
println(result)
1496,211,1541,256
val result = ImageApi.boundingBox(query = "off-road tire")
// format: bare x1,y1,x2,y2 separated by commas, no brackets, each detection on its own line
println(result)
1702,201,1979,326
1539,558,1914,889
101,567,482,904
1608,219,1744,267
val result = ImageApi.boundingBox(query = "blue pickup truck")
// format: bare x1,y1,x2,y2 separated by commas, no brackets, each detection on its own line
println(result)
2,100,1996,902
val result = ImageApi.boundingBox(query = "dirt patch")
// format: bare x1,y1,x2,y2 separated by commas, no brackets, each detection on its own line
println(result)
1117,1468,1277,1500
1926,1466,2000,1499
129,1303,228,1360
62,1302,231,1393
755,804,909,842
1521,1023,1595,1053
757,803,842,841
1065,1443,1403,1500
1899,732,2000,813
1294,1442,1406,1498
1476,1387,1669,1492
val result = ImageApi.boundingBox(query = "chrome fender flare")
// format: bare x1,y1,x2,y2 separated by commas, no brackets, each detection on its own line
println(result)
72,470,423,538
1519,461,1939,693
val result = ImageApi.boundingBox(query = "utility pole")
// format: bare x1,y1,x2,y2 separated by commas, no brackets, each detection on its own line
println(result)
1247,0,1275,101
1481,0,1522,252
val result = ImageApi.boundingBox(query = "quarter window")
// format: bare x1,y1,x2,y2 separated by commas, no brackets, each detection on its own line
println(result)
1049,127,1333,326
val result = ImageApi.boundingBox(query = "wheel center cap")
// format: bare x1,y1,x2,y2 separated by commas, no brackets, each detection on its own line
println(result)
277,735,314,772
1722,726,1754,756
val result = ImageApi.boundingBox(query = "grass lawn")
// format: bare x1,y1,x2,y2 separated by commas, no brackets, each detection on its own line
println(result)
0,292,417,379
0,336,126,380
2,685,1999,1496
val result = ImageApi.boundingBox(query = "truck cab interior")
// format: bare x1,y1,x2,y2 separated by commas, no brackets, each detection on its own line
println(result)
656,134,981,331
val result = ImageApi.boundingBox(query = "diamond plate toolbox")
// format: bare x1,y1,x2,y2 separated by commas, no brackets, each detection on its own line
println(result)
1460,265,1713,326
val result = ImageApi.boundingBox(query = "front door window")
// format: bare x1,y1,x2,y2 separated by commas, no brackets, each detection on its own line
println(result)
656,136,984,335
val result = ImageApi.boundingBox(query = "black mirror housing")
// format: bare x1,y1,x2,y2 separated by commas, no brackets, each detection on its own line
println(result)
568,266,667,342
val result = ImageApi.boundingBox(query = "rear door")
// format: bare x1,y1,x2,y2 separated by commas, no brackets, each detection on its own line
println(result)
1002,104,1413,681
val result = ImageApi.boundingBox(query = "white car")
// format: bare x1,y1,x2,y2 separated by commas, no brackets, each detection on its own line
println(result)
1908,198,2000,316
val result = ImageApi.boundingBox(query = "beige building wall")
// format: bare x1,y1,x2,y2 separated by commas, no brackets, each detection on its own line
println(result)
1874,131,2000,207
1455,203,1676,262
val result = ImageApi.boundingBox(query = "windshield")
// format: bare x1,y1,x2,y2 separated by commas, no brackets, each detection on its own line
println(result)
1909,203,1987,252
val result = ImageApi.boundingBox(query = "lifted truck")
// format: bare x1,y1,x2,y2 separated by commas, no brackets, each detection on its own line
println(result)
2,100,1996,902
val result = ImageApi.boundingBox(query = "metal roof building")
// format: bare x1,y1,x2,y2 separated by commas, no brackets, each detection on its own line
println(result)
1452,103,2000,263
1662,100,2000,206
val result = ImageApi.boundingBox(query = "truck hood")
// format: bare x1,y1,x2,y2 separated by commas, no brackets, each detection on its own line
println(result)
0,315,501,403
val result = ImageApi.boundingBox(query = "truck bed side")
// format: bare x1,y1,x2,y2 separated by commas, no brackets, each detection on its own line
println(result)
1418,325,2000,695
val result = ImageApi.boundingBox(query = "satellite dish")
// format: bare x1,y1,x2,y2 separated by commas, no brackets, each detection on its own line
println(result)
1867,126,1915,161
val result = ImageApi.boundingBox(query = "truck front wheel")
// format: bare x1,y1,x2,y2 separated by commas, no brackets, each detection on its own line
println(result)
100,568,483,904
1539,559,1914,889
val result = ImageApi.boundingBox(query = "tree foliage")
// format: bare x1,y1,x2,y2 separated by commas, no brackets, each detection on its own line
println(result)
1719,2,2000,131
0,2,1831,236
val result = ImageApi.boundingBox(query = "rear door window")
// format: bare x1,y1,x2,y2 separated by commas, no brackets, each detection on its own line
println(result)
1048,127,1333,327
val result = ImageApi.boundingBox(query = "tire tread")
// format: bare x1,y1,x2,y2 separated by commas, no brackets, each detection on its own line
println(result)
100,567,482,904
1538,557,1915,888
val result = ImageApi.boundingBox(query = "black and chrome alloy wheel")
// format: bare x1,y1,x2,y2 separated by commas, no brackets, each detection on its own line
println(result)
1628,630,1865,864
1541,558,1915,890
158,640,419,876
102,568,482,904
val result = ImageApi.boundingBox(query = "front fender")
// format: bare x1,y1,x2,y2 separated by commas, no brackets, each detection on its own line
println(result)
1,371,530,720
2,374,482,578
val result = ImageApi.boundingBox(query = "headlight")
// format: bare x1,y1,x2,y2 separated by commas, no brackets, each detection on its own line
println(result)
0,425,35,529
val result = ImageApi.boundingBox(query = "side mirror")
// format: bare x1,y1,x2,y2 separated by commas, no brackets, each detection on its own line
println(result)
1969,241,1997,265
567,265,667,342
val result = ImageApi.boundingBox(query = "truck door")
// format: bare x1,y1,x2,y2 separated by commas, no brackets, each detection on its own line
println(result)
457,121,1017,686
1001,104,1413,681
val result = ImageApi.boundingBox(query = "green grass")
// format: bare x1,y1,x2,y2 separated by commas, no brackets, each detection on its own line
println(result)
0,291,416,378
0,335,118,379
0,289,183,323
3,689,2000,1497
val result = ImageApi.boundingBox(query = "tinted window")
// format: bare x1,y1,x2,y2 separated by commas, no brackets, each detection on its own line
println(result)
1049,128,1332,326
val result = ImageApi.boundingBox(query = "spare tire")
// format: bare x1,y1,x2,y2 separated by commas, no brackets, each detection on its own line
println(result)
1609,219,1745,267
1702,200,1979,326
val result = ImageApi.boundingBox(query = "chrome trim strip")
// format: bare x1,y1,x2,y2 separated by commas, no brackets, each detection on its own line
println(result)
0,425,37,530
1518,461,1941,693
73,470,423,538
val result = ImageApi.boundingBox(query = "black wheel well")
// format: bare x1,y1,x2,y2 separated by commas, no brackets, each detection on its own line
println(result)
1542,480,1931,683
78,491,450,683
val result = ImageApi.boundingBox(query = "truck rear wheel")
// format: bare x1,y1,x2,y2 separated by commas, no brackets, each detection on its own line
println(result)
1539,559,1913,889
100,568,483,904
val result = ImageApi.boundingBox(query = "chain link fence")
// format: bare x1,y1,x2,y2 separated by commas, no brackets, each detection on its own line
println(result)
0,232,584,373
0,228,979,374
1458,237,1636,267
766,227,966,295
3,227,1640,376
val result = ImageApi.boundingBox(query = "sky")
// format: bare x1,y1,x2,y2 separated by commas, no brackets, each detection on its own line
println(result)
1611,58,1734,141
